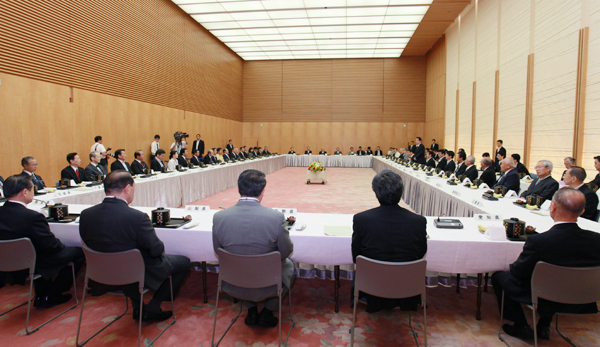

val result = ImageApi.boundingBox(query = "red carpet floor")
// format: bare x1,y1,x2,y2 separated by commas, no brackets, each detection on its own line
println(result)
2,167,600,346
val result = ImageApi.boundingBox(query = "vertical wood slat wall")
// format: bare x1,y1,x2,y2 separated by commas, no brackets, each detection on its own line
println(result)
425,36,446,148
445,0,598,179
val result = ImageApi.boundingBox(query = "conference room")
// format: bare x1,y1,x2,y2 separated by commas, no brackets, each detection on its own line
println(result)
1,0,600,346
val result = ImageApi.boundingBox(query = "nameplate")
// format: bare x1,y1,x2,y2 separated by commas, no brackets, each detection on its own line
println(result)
451,190,461,197
471,199,484,208
272,208,297,214
436,183,443,188
185,205,210,211
474,214,502,221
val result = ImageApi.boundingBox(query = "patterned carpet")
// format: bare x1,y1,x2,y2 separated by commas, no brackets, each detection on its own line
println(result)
2,167,600,346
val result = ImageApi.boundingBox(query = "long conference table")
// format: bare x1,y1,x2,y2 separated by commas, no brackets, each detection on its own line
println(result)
23,155,600,318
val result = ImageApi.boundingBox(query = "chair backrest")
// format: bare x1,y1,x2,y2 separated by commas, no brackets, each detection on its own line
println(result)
0,238,36,272
82,244,145,287
216,248,281,291
355,256,427,299
531,261,600,305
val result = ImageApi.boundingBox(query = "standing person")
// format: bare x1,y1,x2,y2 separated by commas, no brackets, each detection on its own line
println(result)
411,137,426,165
212,170,294,328
430,139,439,152
170,132,188,154
79,171,190,322
495,140,506,168
226,139,234,154
352,170,427,313
150,135,160,162
20,156,46,190
91,136,111,173
193,134,205,158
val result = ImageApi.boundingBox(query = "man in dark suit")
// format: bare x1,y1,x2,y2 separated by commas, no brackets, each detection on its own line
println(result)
374,146,383,156
494,158,520,193
110,149,132,173
319,148,327,155
366,147,373,155
511,154,530,176
304,146,312,155
519,160,559,203
357,146,366,156
151,149,166,172
0,175,84,308
444,151,456,174
492,188,600,341
589,156,600,188
430,139,439,152
85,152,106,178
79,171,190,322
203,150,216,165
479,158,497,188
226,139,234,154
223,149,231,162
436,150,447,171
561,157,576,181
190,149,201,166
425,151,436,168
495,139,506,167
334,147,342,155
20,156,46,190
192,134,205,157
288,147,296,155
455,152,467,175
352,170,427,313
495,152,506,172
61,152,88,183
0,175,4,192
177,148,189,168
563,166,599,220
411,137,426,165
263,146,271,155
131,150,150,175
463,156,478,182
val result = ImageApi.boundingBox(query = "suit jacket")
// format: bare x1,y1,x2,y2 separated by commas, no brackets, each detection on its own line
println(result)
110,160,132,173
515,162,529,176
319,151,327,155
426,158,436,168
494,169,520,193
519,176,559,202
334,151,342,155
130,160,149,175
80,198,178,290
61,166,88,184
226,144,233,153
374,150,382,156
84,163,105,179
203,155,213,165
479,166,497,187
464,165,478,182
0,202,75,279
19,171,46,190
455,162,466,176
590,173,600,188
412,144,426,164
304,150,312,154
445,161,456,174
579,184,599,221
288,151,295,154
212,200,294,301
190,156,201,166
430,143,439,151
436,157,447,171
366,150,373,155
223,154,230,162
496,146,506,161
357,150,366,156
494,223,600,314
177,156,189,168
192,139,205,156
150,158,165,172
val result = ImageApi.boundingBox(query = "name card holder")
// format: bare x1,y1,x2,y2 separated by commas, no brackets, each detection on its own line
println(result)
451,190,461,197
185,205,210,211
504,190,518,198
272,208,297,214
471,199,484,208
474,213,502,221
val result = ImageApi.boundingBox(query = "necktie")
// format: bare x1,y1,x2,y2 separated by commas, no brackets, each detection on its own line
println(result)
31,174,38,185
76,169,80,179
97,165,104,174
123,162,129,172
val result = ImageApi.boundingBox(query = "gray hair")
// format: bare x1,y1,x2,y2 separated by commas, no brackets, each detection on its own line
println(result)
481,158,493,167
502,158,516,168
537,160,553,172
553,187,585,216
466,156,475,165
564,157,576,164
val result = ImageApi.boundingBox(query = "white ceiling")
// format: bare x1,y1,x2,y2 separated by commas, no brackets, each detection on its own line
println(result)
172,0,433,60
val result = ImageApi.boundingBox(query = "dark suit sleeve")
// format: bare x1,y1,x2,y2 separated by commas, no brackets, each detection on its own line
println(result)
506,172,520,193
60,168,71,180
136,213,165,258
351,215,364,262
79,168,89,181
539,180,559,201
509,235,540,281
28,213,65,256
417,217,428,259
466,167,478,182
131,161,142,175
276,215,293,260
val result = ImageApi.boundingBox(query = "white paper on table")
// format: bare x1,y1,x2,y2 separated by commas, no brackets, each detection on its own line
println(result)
463,178,472,185
540,200,551,211
484,225,507,241
504,190,518,198
70,179,76,186
479,183,490,189
449,173,456,180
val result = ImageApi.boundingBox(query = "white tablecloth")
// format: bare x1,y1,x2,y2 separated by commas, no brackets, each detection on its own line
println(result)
285,154,374,168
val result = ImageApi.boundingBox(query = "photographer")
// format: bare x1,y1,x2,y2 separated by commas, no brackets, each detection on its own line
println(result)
170,131,188,154
91,136,112,173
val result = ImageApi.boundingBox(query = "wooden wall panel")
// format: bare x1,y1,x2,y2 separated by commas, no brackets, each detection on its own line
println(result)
425,36,447,148
0,0,242,121
332,59,384,117
282,60,333,117
383,57,427,122
243,61,283,122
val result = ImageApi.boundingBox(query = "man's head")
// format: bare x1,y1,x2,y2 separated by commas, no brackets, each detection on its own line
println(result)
104,171,135,204
89,152,101,164
564,166,586,187
372,170,404,206
480,158,493,169
67,152,81,167
415,137,422,145
511,153,521,163
307,146,310,150
534,160,553,178
216,148,222,155
21,156,38,172
497,152,505,161
234,148,239,153
350,147,354,151
500,158,516,172
207,149,213,156
3,175,34,203
367,147,371,150
446,151,455,161
196,134,201,140
238,169,266,201
594,156,600,172
95,136,102,143
192,149,200,157
228,139,232,144
336,147,340,150
321,147,325,151
154,134,160,140
466,155,475,166
482,152,490,159
457,152,466,163
549,187,586,222
358,146,363,150
564,157,576,169
426,151,433,159
180,148,188,157
115,149,126,161
496,140,503,147
134,150,145,161
432,139,436,143
156,149,165,160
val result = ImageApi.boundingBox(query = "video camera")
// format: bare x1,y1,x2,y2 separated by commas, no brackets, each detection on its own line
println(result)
173,131,189,142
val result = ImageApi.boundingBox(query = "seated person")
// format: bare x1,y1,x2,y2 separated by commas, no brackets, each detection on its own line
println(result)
203,150,215,165
357,146,366,156
85,152,107,178
494,158,520,193
463,156,478,182
215,148,224,162
492,188,600,342
0,175,85,308
167,151,178,171
479,158,497,187
255,147,263,156
366,147,373,155
288,147,296,155
444,151,456,173
110,149,132,173
436,150,447,171
151,149,166,172
304,146,312,155
348,147,356,155
80,171,190,322
177,148,189,168
482,152,491,160
131,150,149,175
563,166,599,221
223,149,231,162
561,157,576,181
334,147,342,155
61,152,88,184
352,170,427,313
374,146,382,156
20,156,46,190
230,148,241,160
511,154,530,176
455,152,467,175
318,148,327,155
425,151,436,168
190,149,201,166
519,160,559,203
213,170,294,328
495,152,506,172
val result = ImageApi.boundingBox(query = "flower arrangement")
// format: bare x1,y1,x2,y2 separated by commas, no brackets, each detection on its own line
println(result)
308,161,326,173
